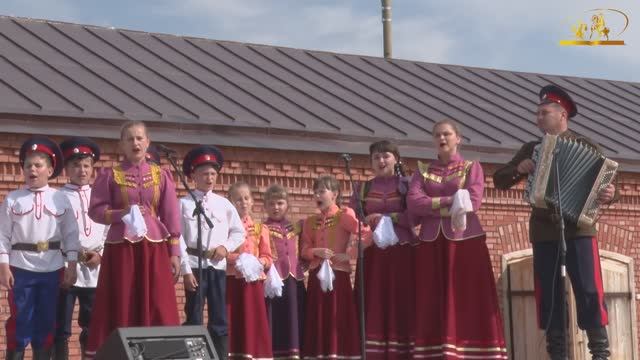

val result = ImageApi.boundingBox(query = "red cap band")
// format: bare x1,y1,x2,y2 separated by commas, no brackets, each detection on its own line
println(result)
63,145,93,160
27,144,57,169
543,93,573,115
191,154,219,171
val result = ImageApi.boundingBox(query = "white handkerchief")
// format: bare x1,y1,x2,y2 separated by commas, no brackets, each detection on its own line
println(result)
264,266,284,298
235,253,264,283
122,205,148,240
373,215,399,249
317,259,335,292
450,189,473,231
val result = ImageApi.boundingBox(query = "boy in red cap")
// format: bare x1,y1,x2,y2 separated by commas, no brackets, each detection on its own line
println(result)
180,145,245,360
53,137,108,360
493,85,617,360
0,136,81,360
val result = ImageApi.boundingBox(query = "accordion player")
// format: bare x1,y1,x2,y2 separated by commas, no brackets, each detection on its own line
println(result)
524,133,618,227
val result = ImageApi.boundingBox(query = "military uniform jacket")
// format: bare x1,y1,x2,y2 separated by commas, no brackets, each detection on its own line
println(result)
0,185,81,272
493,130,619,242
61,184,108,287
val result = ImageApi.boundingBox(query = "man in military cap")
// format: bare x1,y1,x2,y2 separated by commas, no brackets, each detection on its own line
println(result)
493,85,616,360
0,136,81,360
53,137,108,360
179,145,245,360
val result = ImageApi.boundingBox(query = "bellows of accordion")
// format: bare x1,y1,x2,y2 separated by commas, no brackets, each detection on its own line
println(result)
524,134,618,228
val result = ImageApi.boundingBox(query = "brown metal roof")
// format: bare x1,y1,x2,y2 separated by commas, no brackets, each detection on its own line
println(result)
1,15,639,161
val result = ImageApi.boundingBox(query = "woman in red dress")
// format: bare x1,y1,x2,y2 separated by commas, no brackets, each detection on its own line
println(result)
84,121,181,358
407,119,507,359
351,140,415,359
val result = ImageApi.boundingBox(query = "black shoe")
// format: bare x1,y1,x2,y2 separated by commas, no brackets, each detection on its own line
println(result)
546,329,568,360
53,339,69,360
31,348,52,360
4,350,25,360
212,335,228,360
586,327,611,360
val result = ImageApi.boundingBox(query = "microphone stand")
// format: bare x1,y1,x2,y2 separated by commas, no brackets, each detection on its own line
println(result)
552,151,568,358
160,149,214,313
342,154,366,360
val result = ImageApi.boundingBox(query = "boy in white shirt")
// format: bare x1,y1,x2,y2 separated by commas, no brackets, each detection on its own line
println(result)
0,136,80,360
180,145,245,360
53,137,108,360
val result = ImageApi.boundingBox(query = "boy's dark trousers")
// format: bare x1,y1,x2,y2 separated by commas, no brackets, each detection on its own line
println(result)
52,286,96,359
184,266,228,360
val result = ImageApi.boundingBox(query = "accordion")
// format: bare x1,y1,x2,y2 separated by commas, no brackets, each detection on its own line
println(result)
524,134,618,227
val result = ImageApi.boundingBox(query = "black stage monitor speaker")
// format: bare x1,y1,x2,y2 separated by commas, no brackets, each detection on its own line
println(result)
95,326,218,360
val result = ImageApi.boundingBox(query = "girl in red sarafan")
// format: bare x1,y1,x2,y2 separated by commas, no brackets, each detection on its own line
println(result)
407,119,507,359
226,181,274,360
301,175,371,360
351,140,416,359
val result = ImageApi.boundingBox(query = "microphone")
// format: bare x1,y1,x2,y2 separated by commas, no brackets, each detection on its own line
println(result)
341,153,352,162
155,144,177,154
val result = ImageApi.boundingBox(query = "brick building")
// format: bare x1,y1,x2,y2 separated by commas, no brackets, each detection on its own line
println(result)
0,16,638,359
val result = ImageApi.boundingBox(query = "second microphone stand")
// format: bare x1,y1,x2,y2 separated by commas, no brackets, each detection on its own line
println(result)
552,151,568,358
161,149,214,310
342,154,367,360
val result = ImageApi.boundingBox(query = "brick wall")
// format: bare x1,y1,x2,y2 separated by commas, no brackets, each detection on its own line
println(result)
0,134,638,358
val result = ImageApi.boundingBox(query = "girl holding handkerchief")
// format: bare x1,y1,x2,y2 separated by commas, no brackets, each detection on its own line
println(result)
84,121,182,358
350,140,415,359
263,184,306,359
407,119,506,360
301,175,371,360
226,181,273,360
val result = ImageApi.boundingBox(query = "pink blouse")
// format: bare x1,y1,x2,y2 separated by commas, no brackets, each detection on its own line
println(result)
301,205,371,273
227,216,273,280
407,153,485,241
88,160,181,256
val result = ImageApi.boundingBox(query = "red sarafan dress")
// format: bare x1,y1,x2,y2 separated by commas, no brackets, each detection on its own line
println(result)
300,205,371,360
84,161,182,358
351,175,415,359
407,154,507,359
226,215,274,360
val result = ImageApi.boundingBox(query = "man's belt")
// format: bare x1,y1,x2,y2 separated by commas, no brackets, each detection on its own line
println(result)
12,241,61,253
186,247,213,259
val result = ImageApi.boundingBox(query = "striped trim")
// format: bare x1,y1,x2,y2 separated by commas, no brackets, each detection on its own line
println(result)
228,353,274,359
302,355,361,359
273,356,301,360
411,343,508,359
590,237,609,326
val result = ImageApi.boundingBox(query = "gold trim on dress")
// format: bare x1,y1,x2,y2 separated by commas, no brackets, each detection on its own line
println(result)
150,164,161,217
112,166,130,209
432,197,441,210
105,209,113,224
418,160,442,183
458,160,474,189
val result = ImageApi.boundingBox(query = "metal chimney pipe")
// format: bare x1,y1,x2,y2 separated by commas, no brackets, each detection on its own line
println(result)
381,0,392,59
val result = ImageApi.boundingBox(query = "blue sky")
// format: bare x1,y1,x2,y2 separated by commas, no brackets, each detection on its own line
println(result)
2,0,638,82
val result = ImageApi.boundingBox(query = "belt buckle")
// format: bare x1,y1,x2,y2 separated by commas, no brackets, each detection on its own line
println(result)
36,241,49,252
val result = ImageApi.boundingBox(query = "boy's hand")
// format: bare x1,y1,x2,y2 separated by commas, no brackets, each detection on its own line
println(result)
211,246,228,262
83,251,101,269
0,263,14,290
183,274,198,292
62,265,77,289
